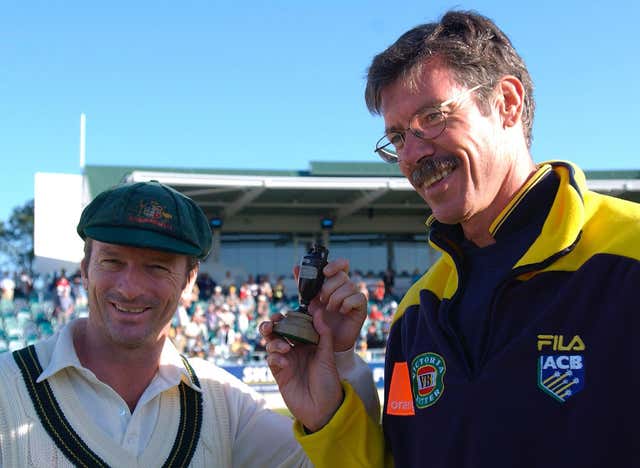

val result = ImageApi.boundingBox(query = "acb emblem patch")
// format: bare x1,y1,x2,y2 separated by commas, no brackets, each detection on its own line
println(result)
537,334,585,403
410,352,446,409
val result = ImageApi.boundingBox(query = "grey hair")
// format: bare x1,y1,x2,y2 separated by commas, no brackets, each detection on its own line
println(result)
365,10,535,147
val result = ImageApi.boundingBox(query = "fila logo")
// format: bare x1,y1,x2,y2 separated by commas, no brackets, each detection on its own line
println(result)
537,335,585,352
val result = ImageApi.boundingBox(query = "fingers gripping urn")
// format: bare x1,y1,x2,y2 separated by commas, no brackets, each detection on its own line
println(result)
273,244,329,345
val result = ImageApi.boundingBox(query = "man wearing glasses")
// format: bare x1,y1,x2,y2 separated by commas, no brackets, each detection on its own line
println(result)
264,9,638,467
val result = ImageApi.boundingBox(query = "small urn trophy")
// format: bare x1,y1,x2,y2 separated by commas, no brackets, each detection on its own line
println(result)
273,244,329,345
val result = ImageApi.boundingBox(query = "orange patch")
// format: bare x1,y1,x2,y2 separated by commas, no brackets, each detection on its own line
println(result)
386,362,415,416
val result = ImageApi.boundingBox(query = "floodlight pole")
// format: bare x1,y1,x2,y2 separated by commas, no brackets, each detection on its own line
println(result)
79,113,86,169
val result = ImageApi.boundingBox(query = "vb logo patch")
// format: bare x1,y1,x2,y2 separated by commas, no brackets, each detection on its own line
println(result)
410,352,446,409
537,334,585,403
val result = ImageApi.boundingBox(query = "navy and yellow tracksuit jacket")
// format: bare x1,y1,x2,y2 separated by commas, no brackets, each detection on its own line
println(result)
295,161,639,467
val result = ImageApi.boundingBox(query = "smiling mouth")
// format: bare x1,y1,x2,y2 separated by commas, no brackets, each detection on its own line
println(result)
411,156,459,189
113,303,148,314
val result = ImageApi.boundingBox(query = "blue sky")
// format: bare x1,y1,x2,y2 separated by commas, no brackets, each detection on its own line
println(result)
1,0,638,222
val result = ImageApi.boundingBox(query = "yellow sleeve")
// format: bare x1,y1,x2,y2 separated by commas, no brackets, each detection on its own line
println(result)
293,381,392,467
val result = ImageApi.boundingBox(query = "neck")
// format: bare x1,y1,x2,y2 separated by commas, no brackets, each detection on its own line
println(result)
73,319,164,411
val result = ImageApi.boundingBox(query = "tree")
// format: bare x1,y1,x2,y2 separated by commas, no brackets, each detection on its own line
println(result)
0,199,34,273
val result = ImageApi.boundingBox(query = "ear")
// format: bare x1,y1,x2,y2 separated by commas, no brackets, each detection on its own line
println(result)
80,258,89,290
496,76,524,129
184,264,199,293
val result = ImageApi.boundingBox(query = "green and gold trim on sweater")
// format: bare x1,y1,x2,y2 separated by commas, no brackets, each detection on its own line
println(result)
13,345,203,468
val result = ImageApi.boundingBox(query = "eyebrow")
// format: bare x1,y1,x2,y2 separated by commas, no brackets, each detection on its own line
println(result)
97,246,124,257
98,246,174,263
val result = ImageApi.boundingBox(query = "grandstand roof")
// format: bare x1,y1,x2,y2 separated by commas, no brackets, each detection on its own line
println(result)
83,163,640,236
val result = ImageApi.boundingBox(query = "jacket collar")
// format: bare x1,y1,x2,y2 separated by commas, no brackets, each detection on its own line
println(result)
426,161,586,269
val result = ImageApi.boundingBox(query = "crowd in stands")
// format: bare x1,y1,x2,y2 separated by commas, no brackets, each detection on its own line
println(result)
0,268,86,354
1,267,415,363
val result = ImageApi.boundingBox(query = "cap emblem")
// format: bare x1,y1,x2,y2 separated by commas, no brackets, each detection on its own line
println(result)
128,199,174,230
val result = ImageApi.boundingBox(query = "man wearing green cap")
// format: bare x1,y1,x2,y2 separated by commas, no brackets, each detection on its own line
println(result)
0,181,377,467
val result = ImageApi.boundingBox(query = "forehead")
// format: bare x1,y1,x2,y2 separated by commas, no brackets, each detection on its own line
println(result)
380,62,460,123
91,239,187,265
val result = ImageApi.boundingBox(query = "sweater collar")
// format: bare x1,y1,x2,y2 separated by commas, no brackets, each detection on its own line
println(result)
37,318,201,392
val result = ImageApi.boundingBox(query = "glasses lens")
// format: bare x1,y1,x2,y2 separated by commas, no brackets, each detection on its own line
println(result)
412,108,446,139
375,146,398,163
374,136,399,163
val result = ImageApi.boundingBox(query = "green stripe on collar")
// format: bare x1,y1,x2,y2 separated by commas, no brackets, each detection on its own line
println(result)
13,346,202,468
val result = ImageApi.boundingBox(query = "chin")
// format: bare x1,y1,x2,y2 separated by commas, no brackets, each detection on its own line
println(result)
431,215,459,225
429,206,466,225
108,326,153,349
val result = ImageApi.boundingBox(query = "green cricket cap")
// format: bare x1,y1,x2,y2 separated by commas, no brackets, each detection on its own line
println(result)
77,181,212,259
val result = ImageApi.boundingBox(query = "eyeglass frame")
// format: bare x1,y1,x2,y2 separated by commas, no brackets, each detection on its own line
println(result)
374,83,487,163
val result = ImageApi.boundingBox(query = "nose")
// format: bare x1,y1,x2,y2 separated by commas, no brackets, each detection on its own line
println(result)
398,132,436,165
115,265,145,300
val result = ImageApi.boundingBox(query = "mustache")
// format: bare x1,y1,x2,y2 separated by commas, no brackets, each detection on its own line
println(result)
411,156,459,186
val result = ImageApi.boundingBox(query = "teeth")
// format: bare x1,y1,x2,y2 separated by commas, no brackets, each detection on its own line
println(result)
411,157,459,189
424,168,453,188
115,304,145,314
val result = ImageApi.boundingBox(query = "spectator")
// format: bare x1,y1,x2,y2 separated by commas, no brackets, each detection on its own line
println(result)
209,285,224,307
259,275,273,300
356,339,371,361
215,322,236,358
371,280,385,305
70,270,88,309
220,270,234,295
365,323,386,349
0,272,15,301
237,284,256,317
272,276,286,305
217,304,235,328
236,307,251,337
205,342,217,362
173,297,191,328
246,274,259,298
184,305,209,351
16,270,33,300
226,285,239,310
32,274,46,303
196,272,216,300
255,295,270,327
368,304,384,322
229,334,252,362
53,286,74,325
204,302,219,332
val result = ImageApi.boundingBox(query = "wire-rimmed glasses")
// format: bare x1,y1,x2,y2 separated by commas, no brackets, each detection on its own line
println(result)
374,84,485,163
